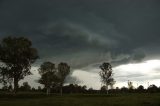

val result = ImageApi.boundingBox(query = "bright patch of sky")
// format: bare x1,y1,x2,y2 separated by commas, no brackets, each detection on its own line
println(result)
70,60,160,89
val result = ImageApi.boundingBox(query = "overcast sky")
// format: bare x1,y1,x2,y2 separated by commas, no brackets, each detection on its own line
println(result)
0,0,160,89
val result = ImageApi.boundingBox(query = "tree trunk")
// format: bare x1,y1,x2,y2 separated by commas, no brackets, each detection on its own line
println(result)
46,87,50,95
106,85,108,94
59,82,63,96
60,87,62,96
13,77,18,93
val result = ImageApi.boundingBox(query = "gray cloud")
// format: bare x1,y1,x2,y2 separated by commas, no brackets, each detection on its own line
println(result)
65,75,81,84
0,0,160,69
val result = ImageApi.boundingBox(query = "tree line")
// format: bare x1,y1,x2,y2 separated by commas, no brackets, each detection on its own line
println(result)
1,81,160,94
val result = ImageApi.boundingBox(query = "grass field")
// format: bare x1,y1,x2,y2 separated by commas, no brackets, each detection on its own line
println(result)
0,93,160,106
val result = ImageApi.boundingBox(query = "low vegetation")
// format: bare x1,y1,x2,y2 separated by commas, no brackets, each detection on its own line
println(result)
0,93,160,106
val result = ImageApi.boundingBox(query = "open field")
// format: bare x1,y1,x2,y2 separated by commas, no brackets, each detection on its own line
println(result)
0,93,160,106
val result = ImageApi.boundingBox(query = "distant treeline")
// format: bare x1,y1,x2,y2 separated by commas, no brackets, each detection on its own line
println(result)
1,83,160,94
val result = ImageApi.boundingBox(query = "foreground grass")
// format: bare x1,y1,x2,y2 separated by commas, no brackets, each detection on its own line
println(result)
0,93,160,106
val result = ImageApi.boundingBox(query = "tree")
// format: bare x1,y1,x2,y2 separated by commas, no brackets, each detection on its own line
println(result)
0,36,38,93
57,62,70,95
101,85,107,93
38,86,42,91
82,85,87,93
68,84,75,93
148,84,158,93
137,85,144,92
38,62,59,95
128,80,134,89
31,87,36,91
121,86,128,93
20,82,31,91
99,62,115,94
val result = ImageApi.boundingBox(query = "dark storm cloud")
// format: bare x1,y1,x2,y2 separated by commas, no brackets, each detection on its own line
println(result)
0,0,160,69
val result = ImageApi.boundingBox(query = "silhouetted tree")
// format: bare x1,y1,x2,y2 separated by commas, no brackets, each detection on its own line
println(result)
58,62,70,95
88,87,94,93
82,85,87,93
31,87,36,91
116,87,119,90
38,86,42,91
0,36,38,93
58,84,87,94
148,84,158,93
137,85,144,92
121,86,128,93
100,85,107,93
19,82,31,91
68,84,75,93
115,87,120,93
99,62,115,94
38,62,59,95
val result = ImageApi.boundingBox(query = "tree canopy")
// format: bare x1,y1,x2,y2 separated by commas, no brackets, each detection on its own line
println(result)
57,62,70,95
0,36,39,92
38,62,59,95
99,62,115,94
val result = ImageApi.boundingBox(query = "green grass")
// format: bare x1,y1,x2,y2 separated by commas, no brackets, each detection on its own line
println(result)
0,93,160,106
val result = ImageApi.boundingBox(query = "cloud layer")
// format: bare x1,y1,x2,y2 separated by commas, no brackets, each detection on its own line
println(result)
0,0,160,69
